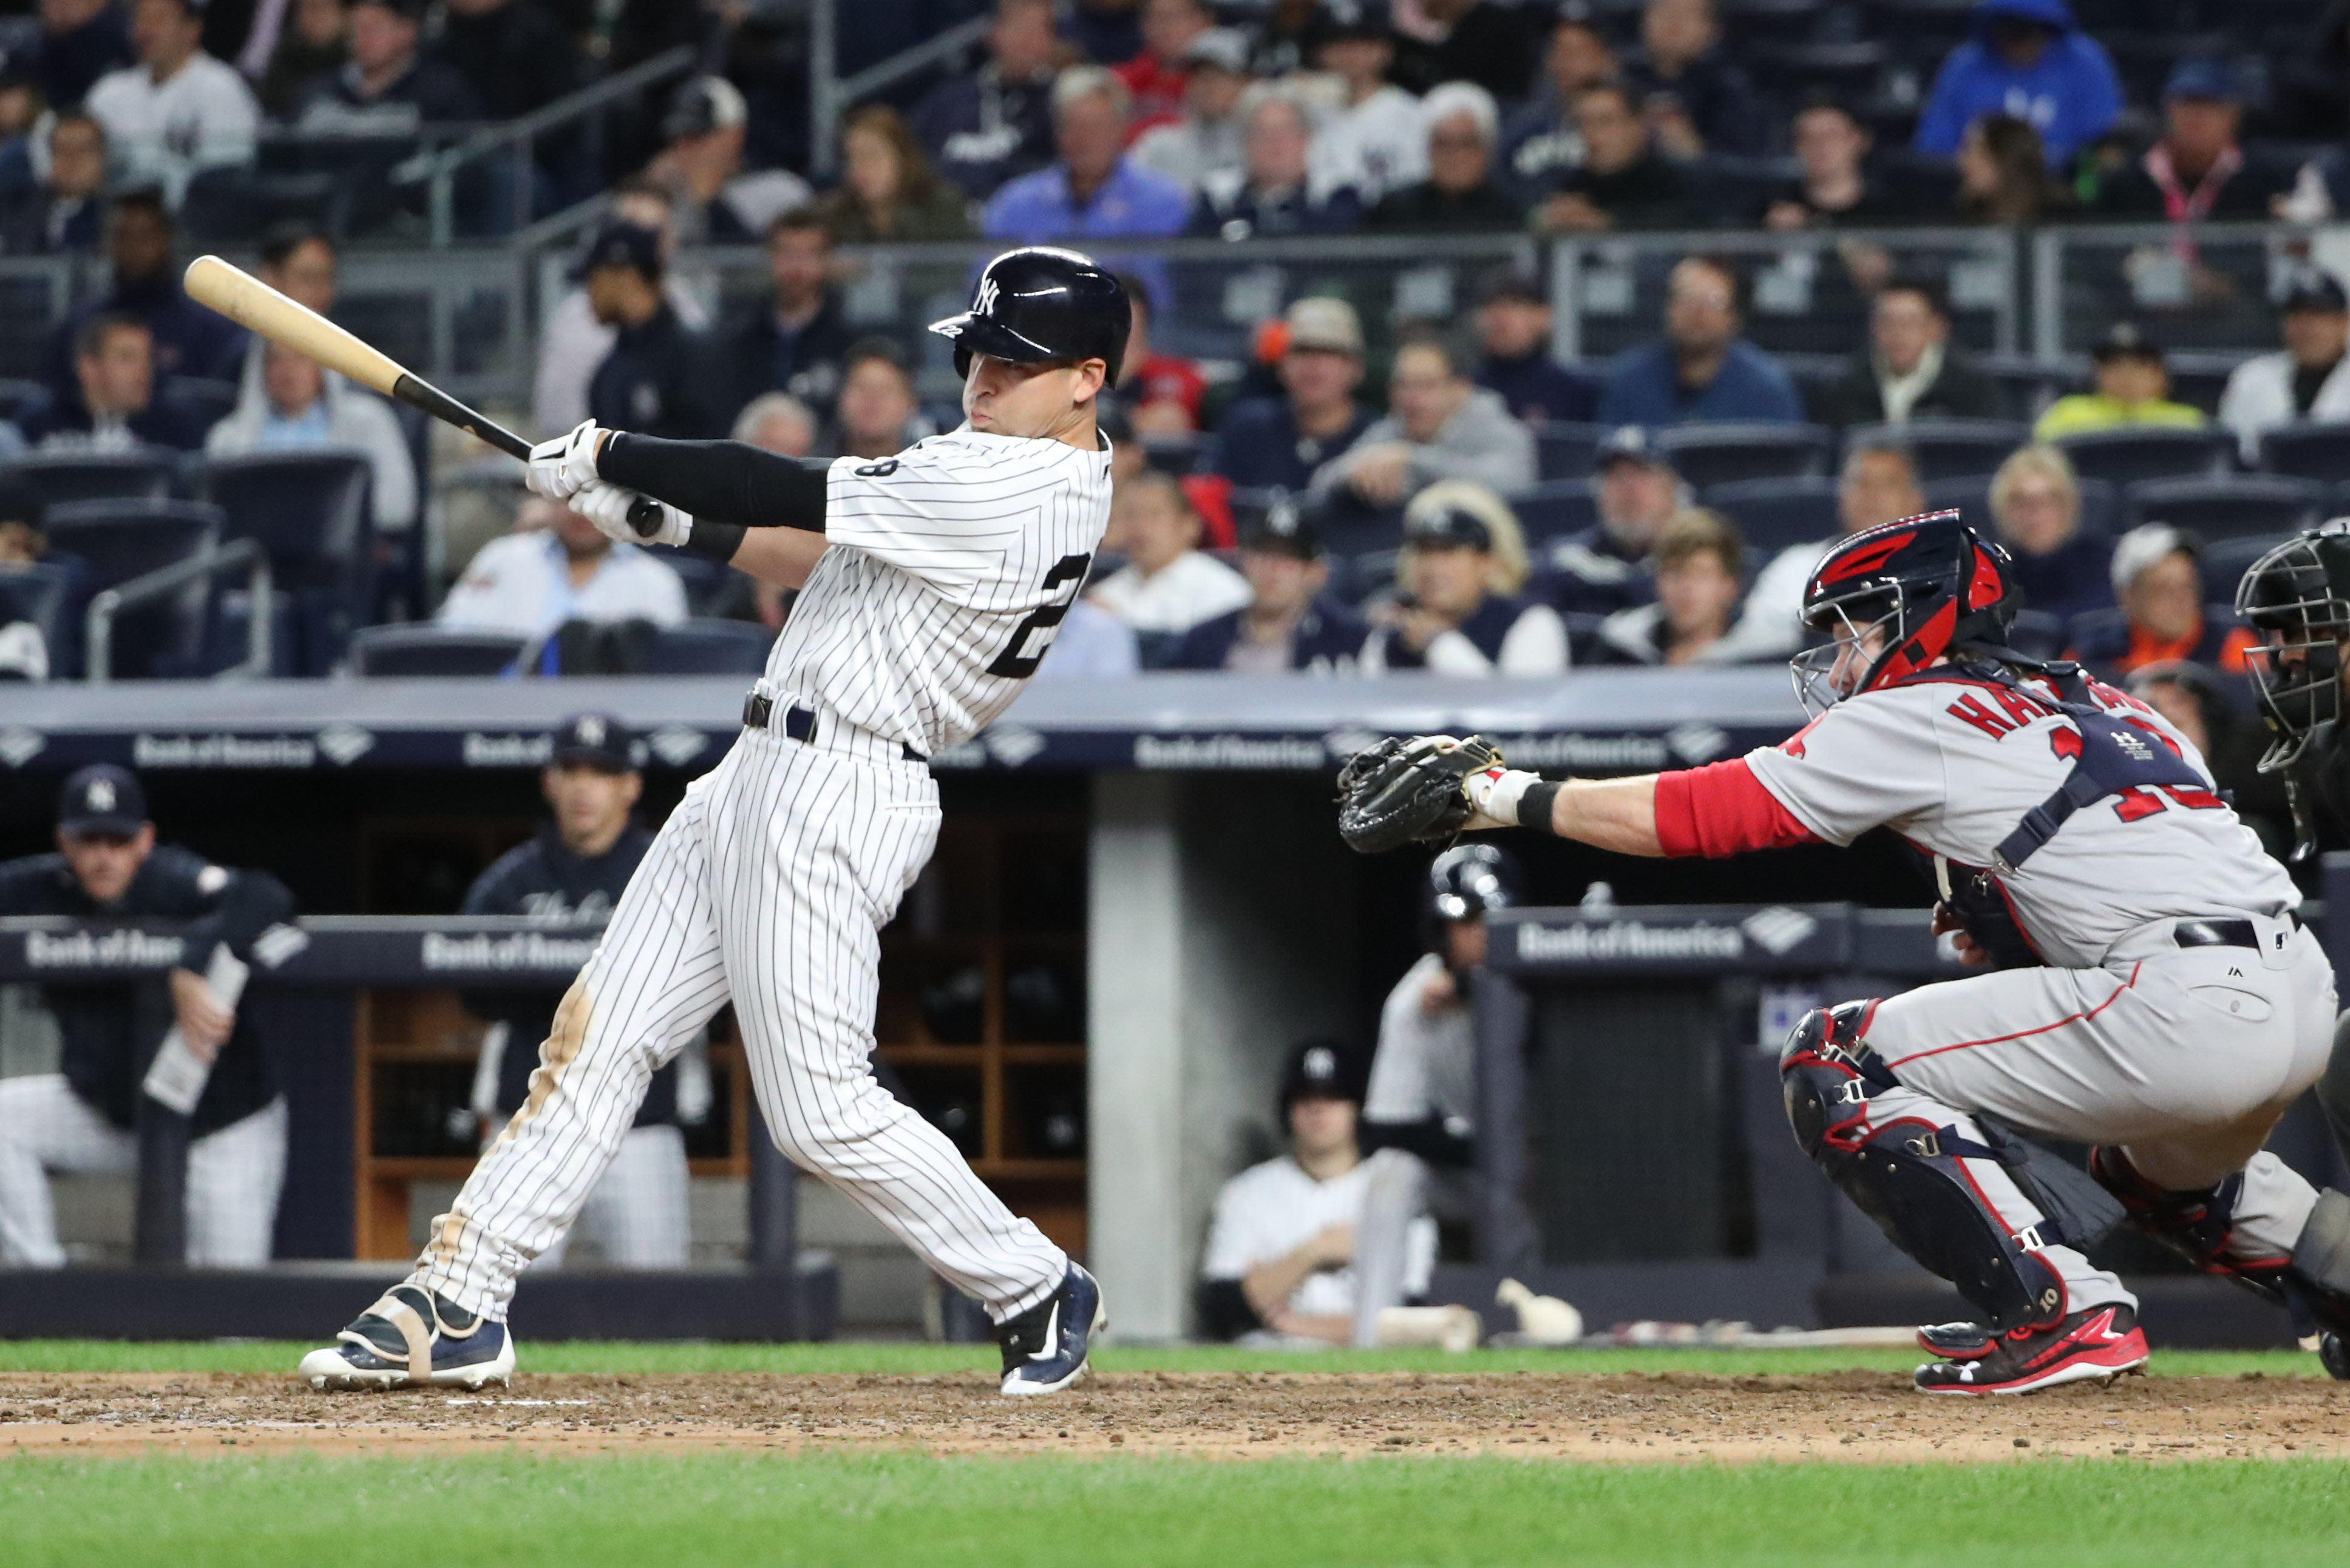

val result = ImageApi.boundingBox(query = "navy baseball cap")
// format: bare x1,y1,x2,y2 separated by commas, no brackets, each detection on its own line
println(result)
58,764,146,839
663,75,748,143
2091,320,2165,362
1405,503,1493,552
1240,497,1324,559
2283,268,2350,315
1597,424,1673,471
2164,58,2238,105
570,220,662,283
1279,1038,1363,1108
550,713,641,772
1320,0,1390,41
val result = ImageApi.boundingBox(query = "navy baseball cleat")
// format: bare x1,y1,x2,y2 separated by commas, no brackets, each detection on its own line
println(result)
996,1263,1105,1397
1914,1303,2147,1394
297,1284,516,1390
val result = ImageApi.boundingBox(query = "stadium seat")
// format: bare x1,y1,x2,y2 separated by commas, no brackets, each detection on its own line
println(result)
1,448,177,507
1511,481,1598,545
1746,40,1887,100
1701,475,1839,554
1844,419,2031,481
2052,427,2233,486
1535,423,1609,482
1920,473,1992,530
1654,423,1833,487
640,619,776,675
0,560,78,678
2258,423,2350,484
43,498,225,679
1719,0,1830,47
2123,475,2329,540
197,450,374,675
180,165,348,245
158,378,239,440
2200,533,2288,606
347,624,528,676
0,378,51,431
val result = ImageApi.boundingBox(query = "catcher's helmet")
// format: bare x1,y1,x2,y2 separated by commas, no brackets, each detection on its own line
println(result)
928,246,1130,383
1427,843,1519,925
1790,510,2014,716
2236,519,2350,770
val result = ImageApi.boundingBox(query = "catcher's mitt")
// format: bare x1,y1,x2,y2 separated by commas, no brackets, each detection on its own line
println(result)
1336,734,1504,854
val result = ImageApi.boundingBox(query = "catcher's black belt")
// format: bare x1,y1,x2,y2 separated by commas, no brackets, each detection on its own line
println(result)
2172,914,2297,952
743,691,927,763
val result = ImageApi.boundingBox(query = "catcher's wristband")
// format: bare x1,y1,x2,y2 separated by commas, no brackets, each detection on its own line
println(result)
1518,779,1562,833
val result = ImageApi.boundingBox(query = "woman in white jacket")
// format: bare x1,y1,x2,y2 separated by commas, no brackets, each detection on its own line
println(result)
206,340,418,532
1362,481,1567,676
2217,268,2350,463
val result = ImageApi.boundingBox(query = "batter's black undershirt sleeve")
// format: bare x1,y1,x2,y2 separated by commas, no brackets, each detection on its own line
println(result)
1196,1277,1263,1341
599,433,829,533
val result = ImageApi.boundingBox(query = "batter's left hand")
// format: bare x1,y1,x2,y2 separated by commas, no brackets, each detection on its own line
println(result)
574,482,688,547
169,966,233,1061
528,419,608,500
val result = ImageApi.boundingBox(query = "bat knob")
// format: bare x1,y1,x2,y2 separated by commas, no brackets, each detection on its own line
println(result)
625,495,664,537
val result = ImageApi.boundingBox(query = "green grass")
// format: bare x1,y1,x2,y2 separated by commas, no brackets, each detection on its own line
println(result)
5,1451,2350,1567
0,1338,2330,1380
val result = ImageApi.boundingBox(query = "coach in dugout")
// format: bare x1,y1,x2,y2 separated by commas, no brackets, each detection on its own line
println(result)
457,714,698,1269
0,765,296,1268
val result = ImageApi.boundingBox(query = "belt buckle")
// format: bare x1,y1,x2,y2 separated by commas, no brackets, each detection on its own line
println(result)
741,691,772,730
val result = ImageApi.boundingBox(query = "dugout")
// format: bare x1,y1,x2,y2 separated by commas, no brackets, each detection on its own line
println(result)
0,670,2341,1344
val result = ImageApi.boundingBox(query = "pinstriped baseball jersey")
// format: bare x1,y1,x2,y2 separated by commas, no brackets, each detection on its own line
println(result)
764,429,1115,755
1743,672,2298,969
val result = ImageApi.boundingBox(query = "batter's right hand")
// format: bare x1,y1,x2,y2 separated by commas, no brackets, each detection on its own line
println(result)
574,481,688,547
528,419,607,500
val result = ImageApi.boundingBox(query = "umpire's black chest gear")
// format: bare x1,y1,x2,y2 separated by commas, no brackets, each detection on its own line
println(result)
588,304,724,441
459,824,677,1125
0,846,294,1135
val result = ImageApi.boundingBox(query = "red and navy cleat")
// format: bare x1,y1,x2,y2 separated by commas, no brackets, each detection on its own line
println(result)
1914,1304,2148,1394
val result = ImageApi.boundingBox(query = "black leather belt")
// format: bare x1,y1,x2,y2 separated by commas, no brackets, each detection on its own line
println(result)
742,692,926,763
2173,915,2296,951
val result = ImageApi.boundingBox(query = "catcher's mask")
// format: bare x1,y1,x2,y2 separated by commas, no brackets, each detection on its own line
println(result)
2236,521,2350,772
1790,511,2014,718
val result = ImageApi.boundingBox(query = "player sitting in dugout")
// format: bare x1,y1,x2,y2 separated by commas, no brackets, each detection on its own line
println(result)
0,765,298,1268
1197,1039,1436,1345
1342,509,2350,1391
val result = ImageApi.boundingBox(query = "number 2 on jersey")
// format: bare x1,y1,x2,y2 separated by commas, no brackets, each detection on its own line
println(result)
986,553,1093,679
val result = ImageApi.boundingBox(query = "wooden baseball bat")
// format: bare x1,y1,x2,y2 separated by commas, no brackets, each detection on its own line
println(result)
183,255,664,535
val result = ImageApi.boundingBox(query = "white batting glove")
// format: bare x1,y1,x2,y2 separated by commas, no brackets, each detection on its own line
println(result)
572,482,690,548
1462,764,1543,833
527,419,608,500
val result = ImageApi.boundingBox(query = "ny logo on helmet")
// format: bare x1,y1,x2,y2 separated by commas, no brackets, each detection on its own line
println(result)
577,716,605,747
976,276,1000,316
87,779,116,813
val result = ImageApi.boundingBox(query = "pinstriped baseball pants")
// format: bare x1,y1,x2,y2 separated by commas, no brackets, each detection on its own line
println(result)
415,726,1069,1322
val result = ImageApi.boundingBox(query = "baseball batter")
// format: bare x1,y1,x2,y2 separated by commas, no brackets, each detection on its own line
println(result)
1353,511,2350,1391
301,247,1125,1395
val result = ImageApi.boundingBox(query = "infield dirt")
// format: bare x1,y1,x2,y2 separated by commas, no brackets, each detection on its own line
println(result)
4,1369,2348,1464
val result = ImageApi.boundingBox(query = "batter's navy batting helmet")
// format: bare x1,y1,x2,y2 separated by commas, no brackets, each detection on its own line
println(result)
928,247,1130,383
1427,843,1520,925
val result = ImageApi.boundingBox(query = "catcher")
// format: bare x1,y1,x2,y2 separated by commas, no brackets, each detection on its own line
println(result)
1339,510,2350,1391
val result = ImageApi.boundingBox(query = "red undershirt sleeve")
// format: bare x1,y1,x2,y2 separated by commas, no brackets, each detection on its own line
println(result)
1652,759,1822,858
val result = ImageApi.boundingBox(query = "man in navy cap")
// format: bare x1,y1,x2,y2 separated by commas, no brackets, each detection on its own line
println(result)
454,715,696,1268
1169,501,1367,673
2094,59,2290,225
0,764,296,1267
582,220,726,443
1540,426,1680,618
2221,268,2350,463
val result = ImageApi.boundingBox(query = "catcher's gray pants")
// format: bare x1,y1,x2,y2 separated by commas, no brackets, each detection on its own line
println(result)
0,1077,285,1268
413,727,1068,1323
489,1122,690,1270
1851,916,2336,1315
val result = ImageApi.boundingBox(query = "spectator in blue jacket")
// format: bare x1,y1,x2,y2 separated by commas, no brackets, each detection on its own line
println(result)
1914,0,2121,169
1169,501,1368,674
1595,256,1802,428
1475,273,1599,427
910,0,1061,200
1212,297,1378,493
982,66,1190,241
